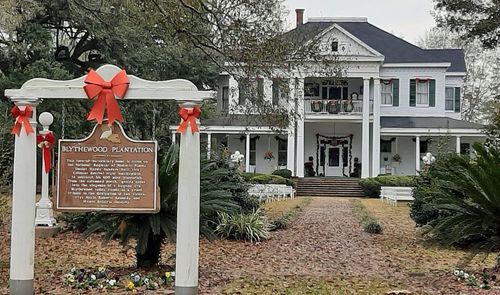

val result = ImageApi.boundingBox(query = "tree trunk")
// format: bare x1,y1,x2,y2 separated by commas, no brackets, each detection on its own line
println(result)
136,234,164,268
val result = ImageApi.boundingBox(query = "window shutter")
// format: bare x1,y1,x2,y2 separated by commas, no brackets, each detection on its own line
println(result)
454,87,461,113
429,79,436,107
409,79,416,107
392,79,399,106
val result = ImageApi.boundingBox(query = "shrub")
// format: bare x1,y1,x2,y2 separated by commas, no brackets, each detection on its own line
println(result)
360,175,416,198
82,145,249,267
270,213,292,230
215,210,271,242
249,174,287,185
414,143,500,254
363,220,383,234
272,169,292,179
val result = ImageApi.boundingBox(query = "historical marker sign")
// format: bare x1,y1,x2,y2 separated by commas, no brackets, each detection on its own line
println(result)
56,122,159,213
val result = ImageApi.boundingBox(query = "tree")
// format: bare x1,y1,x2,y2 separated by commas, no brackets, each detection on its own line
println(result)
435,0,500,49
418,27,500,123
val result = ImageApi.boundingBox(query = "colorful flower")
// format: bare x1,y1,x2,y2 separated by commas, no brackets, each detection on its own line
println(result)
126,281,135,290
108,279,116,286
165,272,171,279
90,274,97,280
133,274,140,283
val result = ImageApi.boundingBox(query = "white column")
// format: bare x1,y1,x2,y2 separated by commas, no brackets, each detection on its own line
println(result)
35,112,56,227
415,135,421,174
295,78,305,177
245,133,251,172
9,98,39,295
207,133,212,160
372,78,381,177
287,130,295,174
175,103,201,295
456,136,461,154
361,78,371,178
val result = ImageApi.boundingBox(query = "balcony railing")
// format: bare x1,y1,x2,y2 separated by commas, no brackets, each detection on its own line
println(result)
304,99,372,115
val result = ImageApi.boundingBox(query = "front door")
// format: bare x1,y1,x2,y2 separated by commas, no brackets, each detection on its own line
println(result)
325,145,342,176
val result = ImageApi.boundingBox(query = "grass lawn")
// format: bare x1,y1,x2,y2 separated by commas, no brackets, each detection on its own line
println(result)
262,197,311,221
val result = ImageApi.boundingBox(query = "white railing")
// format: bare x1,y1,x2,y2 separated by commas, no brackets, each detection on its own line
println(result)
304,99,372,115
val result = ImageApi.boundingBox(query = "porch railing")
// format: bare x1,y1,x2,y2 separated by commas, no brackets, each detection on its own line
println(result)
304,99,372,115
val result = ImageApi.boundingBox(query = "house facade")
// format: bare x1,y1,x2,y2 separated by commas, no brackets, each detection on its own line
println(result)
173,11,484,178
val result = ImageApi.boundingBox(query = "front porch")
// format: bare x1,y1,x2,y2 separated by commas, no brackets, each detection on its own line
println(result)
187,117,485,178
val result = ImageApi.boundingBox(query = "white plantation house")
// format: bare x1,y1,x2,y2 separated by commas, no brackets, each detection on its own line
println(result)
174,10,485,179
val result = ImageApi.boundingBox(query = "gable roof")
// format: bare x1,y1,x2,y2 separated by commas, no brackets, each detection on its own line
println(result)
284,20,466,72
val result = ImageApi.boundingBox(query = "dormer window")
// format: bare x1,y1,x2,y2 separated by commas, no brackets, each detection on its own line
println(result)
331,39,339,52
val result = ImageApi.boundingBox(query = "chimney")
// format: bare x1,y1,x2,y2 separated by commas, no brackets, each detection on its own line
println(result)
296,9,305,27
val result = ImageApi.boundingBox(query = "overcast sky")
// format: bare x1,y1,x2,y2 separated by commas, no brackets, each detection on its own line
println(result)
284,0,436,45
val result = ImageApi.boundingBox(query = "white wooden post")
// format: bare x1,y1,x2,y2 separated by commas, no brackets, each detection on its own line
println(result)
9,98,39,295
286,130,295,174
415,135,421,174
35,112,56,227
456,136,461,154
371,78,381,177
207,133,212,160
361,78,371,178
295,78,305,177
245,133,251,172
172,131,176,144
175,103,201,295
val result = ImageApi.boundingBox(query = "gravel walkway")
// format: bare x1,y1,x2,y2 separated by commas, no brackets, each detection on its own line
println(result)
199,197,404,292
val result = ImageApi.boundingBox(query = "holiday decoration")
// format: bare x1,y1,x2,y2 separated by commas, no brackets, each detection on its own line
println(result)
84,69,129,125
177,106,201,134
11,105,34,136
36,132,56,173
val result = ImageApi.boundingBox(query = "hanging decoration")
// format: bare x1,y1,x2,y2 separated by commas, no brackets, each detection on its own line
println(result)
37,132,56,173
315,133,354,177
11,105,34,136
84,69,129,125
177,106,201,134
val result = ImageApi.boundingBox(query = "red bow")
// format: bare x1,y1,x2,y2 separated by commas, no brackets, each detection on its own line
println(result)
84,69,129,125
37,132,56,173
177,106,201,134
11,105,34,136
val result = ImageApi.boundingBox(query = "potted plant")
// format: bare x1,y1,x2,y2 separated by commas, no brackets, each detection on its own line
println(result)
326,100,340,114
311,100,323,112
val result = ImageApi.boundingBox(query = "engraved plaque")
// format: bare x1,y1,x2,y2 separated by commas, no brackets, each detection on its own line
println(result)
56,122,159,213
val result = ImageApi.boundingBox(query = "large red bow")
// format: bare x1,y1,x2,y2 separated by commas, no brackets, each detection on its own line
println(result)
37,132,56,173
177,106,201,134
84,69,129,125
11,105,34,136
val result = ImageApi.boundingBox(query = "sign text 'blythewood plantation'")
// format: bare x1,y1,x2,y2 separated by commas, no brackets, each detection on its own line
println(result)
56,123,159,213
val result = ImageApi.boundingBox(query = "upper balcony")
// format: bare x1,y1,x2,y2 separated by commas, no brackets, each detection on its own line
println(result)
303,78,372,119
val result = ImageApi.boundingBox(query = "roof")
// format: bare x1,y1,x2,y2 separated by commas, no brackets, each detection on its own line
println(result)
284,20,466,72
381,117,484,129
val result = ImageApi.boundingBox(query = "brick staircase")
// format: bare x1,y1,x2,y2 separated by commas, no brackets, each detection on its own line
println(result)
296,177,365,197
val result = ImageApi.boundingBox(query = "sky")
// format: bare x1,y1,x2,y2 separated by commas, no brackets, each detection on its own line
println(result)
284,0,436,45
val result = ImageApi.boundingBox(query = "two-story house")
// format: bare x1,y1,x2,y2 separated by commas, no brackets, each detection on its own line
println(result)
173,10,484,178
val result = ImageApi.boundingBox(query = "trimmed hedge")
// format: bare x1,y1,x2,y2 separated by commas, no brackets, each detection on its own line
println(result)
359,175,416,198
272,169,292,179
240,172,295,187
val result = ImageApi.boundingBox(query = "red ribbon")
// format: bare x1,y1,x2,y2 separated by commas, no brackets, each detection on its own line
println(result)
177,106,201,134
84,69,129,125
37,132,56,173
11,105,34,136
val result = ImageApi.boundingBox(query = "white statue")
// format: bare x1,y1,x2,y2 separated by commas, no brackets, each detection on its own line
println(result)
422,152,436,165
230,150,244,168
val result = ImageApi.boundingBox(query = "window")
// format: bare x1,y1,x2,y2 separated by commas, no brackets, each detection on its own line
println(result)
238,78,250,105
460,143,470,156
445,87,455,111
256,78,264,102
328,147,340,167
321,85,349,100
381,82,393,105
420,140,429,154
416,80,429,105
272,78,288,106
331,40,339,52
381,140,392,153
277,138,287,166
222,86,229,110
249,137,257,165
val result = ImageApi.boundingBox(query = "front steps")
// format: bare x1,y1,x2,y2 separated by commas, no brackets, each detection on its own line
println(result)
296,177,365,197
